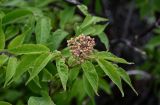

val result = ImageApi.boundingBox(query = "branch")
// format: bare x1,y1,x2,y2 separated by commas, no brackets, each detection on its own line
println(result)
136,17,160,39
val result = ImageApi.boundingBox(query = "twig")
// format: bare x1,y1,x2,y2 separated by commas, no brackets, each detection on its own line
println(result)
0,51,15,57
127,70,151,79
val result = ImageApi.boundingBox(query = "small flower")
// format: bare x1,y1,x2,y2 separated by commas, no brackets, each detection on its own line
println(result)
67,34,95,63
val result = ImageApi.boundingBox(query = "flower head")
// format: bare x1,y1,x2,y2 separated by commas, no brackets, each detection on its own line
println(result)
67,35,95,63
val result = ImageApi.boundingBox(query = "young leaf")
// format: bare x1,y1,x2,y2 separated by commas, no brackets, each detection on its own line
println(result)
99,78,111,94
117,68,138,95
81,61,99,95
0,18,5,49
0,55,8,67
35,17,51,44
97,59,124,97
48,29,68,51
2,9,32,25
8,44,50,55
56,58,69,91
0,101,12,105
12,54,39,82
26,53,53,85
28,94,55,105
4,57,17,87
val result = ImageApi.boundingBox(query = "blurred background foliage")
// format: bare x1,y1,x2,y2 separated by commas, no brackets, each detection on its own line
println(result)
0,0,160,105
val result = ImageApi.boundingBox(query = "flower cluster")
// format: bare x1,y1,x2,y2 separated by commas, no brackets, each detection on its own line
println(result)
67,35,95,63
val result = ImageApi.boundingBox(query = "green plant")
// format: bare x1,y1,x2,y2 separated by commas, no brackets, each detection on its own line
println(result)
0,0,137,105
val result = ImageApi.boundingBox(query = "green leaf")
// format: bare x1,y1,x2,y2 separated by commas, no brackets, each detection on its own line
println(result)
0,18,5,49
83,75,96,105
28,70,41,88
61,47,71,57
28,93,55,105
48,29,68,50
42,68,53,82
146,35,160,50
81,61,99,95
12,54,39,82
82,74,94,97
0,54,8,67
80,15,95,29
26,53,53,85
8,44,50,55
35,17,51,44
95,51,132,64
97,59,124,97
8,27,32,49
4,57,17,87
60,7,75,29
5,25,19,41
80,15,107,29
92,25,107,35
76,25,96,35
0,101,12,105
77,4,89,16
99,78,111,94
69,78,86,102
69,66,80,82
75,15,108,35
56,58,69,91
2,9,32,25
97,32,109,49
117,68,138,95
